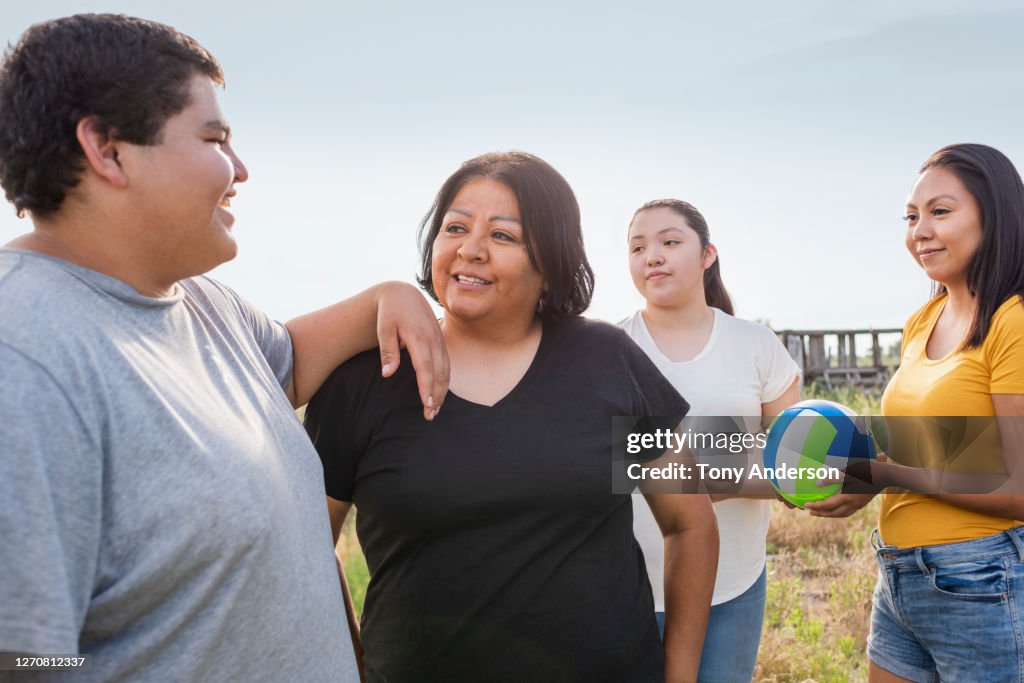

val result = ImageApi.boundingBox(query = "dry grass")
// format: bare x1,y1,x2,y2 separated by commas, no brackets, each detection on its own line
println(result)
754,498,879,683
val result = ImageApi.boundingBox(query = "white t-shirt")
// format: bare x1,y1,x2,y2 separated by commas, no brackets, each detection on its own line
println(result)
620,307,800,607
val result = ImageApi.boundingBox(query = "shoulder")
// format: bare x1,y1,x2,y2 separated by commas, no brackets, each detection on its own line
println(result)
617,310,644,332
0,250,106,363
902,296,945,339
713,309,787,357
715,309,777,342
320,347,393,391
983,295,1024,358
0,249,85,318
990,295,1024,330
179,277,282,350
180,275,246,315
314,347,417,410
305,347,418,444
554,315,632,345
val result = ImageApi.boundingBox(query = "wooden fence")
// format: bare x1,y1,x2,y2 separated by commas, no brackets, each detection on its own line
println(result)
774,328,903,389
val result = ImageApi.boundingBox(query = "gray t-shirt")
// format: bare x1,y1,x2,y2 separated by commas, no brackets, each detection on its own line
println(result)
0,250,357,682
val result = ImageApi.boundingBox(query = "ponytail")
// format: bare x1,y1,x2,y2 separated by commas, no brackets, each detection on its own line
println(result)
703,258,734,315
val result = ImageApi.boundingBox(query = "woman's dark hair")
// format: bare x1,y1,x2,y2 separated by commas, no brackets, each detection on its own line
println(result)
417,151,595,320
920,143,1024,350
629,199,734,316
0,14,223,218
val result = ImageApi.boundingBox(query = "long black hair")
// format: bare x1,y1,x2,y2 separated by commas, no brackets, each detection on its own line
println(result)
629,198,734,315
919,143,1024,349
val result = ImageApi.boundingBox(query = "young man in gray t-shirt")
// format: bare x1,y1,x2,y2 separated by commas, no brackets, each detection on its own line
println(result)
0,15,447,681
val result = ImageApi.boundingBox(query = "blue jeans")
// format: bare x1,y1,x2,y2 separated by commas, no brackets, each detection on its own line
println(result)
868,527,1024,683
655,567,766,683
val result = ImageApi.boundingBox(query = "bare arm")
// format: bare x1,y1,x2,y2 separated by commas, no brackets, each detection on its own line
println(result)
925,394,1024,518
644,492,718,683
285,282,449,419
327,497,364,682
808,394,1024,519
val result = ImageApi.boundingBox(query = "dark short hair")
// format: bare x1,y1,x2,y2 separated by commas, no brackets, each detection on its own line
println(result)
629,199,734,316
919,143,1024,349
417,151,595,319
0,14,223,218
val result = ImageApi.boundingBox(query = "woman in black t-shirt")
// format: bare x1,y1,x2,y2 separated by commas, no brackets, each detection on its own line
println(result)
305,151,718,683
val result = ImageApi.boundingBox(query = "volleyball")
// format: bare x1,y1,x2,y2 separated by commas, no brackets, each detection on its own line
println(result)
762,400,877,508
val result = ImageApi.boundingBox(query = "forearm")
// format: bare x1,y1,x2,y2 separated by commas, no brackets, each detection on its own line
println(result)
877,461,1024,517
662,521,718,683
285,284,387,407
336,552,365,682
928,493,1024,519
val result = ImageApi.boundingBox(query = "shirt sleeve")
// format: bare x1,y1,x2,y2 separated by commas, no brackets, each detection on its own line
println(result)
987,299,1024,394
757,325,802,403
0,343,102,656
619,332,690,420
304,352,381,502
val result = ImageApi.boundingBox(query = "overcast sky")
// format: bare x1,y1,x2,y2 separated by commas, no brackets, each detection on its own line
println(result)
3,1,1022,329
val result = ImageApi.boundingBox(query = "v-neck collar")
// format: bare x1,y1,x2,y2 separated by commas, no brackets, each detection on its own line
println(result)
445,318,553,410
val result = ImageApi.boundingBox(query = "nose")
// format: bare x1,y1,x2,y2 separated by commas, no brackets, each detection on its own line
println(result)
456,227,488,262
646,249,664,266
911,216,933,241
227,145,249,184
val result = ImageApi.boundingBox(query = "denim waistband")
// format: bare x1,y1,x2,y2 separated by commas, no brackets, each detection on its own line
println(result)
871,527,1024,572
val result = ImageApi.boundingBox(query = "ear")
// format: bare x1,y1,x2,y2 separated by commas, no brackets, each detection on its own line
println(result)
702,243,719,270
75,117,129,189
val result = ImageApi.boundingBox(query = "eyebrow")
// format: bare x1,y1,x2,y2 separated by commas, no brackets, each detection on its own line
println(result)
445,207,521,224
630,226,685,241
905,193,958,210
202,120,231,136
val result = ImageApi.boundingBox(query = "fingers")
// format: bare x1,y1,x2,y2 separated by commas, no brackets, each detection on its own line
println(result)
430,330,450,419
378,322,401,379
804,492,875,518
411,348,437,421
393,324,441,421
376,284,448,420
804,499,847,517
402,310,448,421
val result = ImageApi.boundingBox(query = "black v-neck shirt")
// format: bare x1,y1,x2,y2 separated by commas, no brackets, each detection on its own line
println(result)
305,316,689,682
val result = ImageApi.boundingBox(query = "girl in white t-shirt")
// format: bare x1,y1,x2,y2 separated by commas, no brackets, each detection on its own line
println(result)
622,199,801,682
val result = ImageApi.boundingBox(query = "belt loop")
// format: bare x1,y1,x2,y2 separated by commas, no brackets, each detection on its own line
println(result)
914,547,929,577
1007,527,1024,563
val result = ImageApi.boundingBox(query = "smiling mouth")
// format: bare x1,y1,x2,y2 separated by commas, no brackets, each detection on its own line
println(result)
647,272,669,280
918,248,944,258
455,274,492,285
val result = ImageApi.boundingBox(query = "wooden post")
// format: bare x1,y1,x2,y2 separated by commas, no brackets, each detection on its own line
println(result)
871,332,882,368
808,335,826,376
785,334,805,377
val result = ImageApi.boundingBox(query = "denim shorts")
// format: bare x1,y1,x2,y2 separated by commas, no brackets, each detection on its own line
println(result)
868,526,1024,683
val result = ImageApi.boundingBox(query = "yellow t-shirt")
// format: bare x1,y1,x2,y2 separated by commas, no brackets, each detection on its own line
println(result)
879,294,1024,547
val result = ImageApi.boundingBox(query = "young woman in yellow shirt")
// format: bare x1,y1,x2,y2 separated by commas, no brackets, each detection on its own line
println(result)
807,143,1024,683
